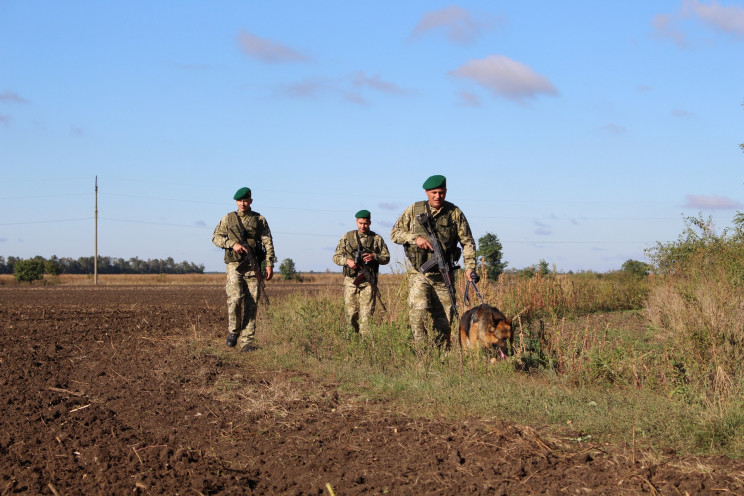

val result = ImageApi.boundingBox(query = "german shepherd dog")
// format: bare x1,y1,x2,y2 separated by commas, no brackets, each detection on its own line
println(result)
458,304,514,360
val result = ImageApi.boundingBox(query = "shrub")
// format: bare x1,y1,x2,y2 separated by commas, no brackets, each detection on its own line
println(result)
14,259,44,283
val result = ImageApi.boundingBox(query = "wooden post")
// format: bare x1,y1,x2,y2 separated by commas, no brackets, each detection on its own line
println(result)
94,176,98,285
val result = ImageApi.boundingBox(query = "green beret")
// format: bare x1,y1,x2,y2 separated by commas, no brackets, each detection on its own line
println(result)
233,187,251,200
355,209,371,219
422,175,446,190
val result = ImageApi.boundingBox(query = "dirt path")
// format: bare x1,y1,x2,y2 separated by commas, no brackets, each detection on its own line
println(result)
1,286,742,495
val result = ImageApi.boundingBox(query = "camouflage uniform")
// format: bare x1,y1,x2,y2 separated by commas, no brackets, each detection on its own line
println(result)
332,230,390,334
212,210,275,348
391,200,476,344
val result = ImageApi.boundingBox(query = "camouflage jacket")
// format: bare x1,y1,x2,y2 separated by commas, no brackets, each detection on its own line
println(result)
332,230,390,277
212,210,276,267
390,200,476,271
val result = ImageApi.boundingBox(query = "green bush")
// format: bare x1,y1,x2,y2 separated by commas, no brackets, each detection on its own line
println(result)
14,259,44,283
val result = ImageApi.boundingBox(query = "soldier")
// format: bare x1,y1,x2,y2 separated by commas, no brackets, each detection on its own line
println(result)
212,187,275,352
332,210,390,335
391,175,476,346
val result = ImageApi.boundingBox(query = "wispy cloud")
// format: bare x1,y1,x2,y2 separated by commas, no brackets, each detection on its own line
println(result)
450,55,558,104
0,114,10,124
194,220,206,227
683,0,744,37
533,220,552,236
653,1,744,46
410,5,499,44
237,30,310,63
684,194,744,209
273,78,331,99
457,91,482,107
270,72,409,105
351,71,411,95
652,13,689,46
0,90,28,104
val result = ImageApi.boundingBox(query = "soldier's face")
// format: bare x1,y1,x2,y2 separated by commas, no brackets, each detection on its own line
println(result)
356,218,371,234
425,187,446,209
235,198,252,212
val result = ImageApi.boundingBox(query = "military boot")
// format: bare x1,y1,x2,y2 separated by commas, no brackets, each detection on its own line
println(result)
225,332,239,347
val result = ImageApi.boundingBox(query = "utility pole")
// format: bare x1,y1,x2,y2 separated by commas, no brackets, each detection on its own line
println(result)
94,176,98,285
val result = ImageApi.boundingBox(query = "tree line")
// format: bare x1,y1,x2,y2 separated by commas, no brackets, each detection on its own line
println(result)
0,255,205,276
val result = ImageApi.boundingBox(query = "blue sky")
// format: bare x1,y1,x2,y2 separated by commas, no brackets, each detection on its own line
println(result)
1,1,742,273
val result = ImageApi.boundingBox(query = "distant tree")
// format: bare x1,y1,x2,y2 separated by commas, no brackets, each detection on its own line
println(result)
14,259,44,283
476,232,508,280
538,259,550,276
621,259,650,277
279,258,301,281
44,258,61,276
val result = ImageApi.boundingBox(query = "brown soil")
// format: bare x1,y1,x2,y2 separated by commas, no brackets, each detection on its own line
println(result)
1,285,743,495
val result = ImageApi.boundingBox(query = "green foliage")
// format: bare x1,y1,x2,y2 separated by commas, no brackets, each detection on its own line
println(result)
0,255,204,274
538,259,550,276
44,259,61,276
476,232,507,280
13,259,44,283
621,259,650,277
278,258,301,281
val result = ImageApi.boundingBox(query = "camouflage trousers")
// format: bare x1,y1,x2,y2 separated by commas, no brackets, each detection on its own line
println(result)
343,276,376,335
225,262,261,347
407,270,454,345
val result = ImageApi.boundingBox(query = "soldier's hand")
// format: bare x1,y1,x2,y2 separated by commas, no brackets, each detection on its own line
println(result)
265,266,274,281
346,259,359,269
465,269,475,281
470,271,480,283
232,242,248,254
415,236,433,251
362,253,376,263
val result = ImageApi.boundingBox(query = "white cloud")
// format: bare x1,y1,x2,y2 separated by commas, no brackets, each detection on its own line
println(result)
450,55,558,103
411,5,496,44
653,1,744,46
237,30,309,63
684,194,744,209
683,0,744,37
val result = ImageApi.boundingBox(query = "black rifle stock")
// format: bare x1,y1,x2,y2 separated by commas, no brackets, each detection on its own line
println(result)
352,232,387,312
229,227,270,306
415,212,459,322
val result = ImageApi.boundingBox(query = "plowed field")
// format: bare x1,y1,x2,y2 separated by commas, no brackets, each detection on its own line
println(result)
2,285,743,495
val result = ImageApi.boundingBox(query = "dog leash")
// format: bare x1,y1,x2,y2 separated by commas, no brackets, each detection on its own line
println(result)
464,272,485,307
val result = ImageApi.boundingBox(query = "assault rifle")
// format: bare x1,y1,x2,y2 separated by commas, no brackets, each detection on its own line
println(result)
229,227,270,306
415,211,459,323
352,231,387,312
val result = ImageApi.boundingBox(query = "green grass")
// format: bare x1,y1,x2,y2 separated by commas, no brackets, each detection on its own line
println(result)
237,264,744,458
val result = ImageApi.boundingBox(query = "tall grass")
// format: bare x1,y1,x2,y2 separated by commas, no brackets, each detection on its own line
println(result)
641,215,744,451
256,261,744,456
